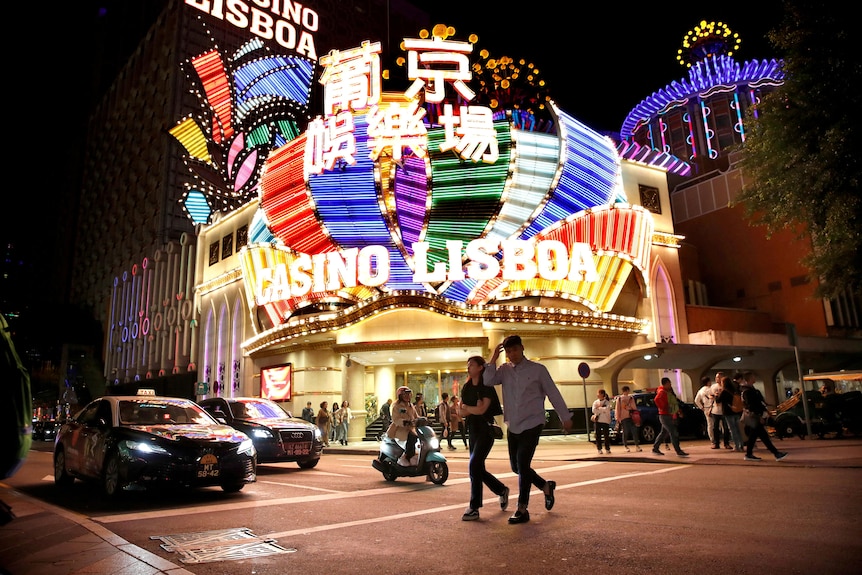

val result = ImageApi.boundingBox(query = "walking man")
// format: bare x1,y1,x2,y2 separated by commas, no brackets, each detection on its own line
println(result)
483,335,572,524
740,371,788,462
652,377,689,457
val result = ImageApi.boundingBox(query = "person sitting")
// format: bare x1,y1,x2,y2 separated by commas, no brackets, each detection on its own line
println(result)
387,386,419,466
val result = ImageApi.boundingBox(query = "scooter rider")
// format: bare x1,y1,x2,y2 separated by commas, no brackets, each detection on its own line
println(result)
387,386,420,466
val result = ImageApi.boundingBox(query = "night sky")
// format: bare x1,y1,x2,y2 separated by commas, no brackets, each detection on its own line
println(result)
411,1,787,134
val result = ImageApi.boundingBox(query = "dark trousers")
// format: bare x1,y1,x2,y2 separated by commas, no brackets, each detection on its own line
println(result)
709,413,730,446
744,421,779,456
654,414,683,453
452,420,467,446
507,423,547,509
467,422,506,510
595,422,611,451
404,430,418,459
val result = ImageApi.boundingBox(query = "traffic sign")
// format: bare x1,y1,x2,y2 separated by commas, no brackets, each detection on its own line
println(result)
577,362,590,379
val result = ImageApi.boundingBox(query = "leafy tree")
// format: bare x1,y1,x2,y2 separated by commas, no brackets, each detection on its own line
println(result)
737,2,861,299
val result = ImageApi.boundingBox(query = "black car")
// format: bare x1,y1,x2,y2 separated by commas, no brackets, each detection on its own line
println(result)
53,395,257,496
32,420,60,442
608,391,707,444
199,397,323,468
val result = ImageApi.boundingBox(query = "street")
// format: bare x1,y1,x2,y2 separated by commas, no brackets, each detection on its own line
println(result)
2,438,861,575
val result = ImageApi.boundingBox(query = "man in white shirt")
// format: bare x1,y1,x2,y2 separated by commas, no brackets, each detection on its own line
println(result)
483,335,572,524
694,376,718,448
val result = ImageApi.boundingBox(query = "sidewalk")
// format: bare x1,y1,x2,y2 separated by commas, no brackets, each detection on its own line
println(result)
2,436,860,575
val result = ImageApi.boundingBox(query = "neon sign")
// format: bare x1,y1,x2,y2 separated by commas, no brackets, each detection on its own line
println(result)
251,240,598,305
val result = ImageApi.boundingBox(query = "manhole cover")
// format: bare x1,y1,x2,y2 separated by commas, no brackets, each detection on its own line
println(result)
151,527,297,564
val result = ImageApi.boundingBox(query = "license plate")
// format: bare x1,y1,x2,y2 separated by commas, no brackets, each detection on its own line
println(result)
286,442,311,456
197,453,220,478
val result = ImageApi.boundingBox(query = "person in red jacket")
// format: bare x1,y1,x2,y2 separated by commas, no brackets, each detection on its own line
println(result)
651,378,689,457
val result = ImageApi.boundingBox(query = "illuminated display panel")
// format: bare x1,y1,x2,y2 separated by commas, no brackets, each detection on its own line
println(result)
260,363,292,401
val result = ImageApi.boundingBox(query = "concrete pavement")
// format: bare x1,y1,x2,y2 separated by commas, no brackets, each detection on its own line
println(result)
2,435,860,575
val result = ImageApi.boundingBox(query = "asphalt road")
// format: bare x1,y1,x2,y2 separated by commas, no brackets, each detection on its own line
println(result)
4,438,861,575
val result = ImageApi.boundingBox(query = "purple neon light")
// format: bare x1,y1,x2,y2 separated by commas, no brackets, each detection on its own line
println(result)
621,56,784,138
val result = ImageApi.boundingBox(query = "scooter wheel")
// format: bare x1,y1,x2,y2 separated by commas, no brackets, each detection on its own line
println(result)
426,461,448,485
382,462,398,482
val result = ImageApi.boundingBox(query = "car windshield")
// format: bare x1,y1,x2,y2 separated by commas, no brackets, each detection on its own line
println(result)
239,399,288,419
119,399,215,425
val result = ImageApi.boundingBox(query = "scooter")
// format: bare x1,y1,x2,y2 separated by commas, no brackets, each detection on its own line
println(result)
372,417,449,484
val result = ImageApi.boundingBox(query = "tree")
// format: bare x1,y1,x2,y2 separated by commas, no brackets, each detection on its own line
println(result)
737,2,861,299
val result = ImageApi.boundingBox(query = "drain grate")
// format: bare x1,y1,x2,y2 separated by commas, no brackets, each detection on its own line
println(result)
151,527,297,564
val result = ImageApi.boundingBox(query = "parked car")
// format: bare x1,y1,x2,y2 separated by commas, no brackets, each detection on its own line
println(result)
199,397,323,468
53,394,257,496
607,391,707,444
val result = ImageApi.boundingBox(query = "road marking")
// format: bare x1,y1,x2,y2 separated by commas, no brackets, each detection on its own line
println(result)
93,462,684,525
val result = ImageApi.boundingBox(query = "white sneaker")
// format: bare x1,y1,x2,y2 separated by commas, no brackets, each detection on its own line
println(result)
597,449,603,454
636,447,643,452
625,447,630,452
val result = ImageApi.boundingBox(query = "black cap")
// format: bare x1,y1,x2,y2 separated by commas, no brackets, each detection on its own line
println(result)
503,335,523,348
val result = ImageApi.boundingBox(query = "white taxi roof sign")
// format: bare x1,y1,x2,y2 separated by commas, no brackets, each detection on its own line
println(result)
136,388,157,396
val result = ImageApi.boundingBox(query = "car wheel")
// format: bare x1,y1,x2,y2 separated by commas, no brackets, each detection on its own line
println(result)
774,414,800,439
426,461,448,485
298,458,319,469
221,483,245,493
103,452,122,497
640,424,657,443
54,448,74,487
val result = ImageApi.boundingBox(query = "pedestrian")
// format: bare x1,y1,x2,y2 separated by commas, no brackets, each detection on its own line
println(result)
316,401,331,447
651,377,689,457
449,396,468,447
301,401,315,424
592,389,612,455
437,392,455,450
388,386,420,466
459,355,509,521
330,402,340,443
414,393,427,418
694,376,719,448
337,401,352,445
614,385,641,452
716,376,745,451
484,335,573,524
740,372,788,462
709,373,732,449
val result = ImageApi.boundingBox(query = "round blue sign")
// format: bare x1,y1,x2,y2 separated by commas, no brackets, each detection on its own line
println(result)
577,362,590,379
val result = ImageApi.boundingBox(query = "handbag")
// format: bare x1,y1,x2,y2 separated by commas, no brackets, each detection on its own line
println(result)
489,421,504,440
742,409,760,428
630,409,641,427
590,414,597,422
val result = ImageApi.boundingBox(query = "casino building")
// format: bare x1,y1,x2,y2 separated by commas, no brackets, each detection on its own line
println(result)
73,4,861,439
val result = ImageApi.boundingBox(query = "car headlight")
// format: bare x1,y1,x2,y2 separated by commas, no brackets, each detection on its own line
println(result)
238,438,256,456
313,426,322,440
251,428,273,439
428,437,440,449
126,440,170,455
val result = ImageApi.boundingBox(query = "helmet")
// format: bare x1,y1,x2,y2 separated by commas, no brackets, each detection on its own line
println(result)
397,386,412,397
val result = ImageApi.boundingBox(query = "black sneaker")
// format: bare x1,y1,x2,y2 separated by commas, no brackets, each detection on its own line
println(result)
651,449,664,455
676,451,690,458
775,452,789,461
544,481,556,510
461,508,479,521
499,486,510,511
508,509,530,524
744,454,762,461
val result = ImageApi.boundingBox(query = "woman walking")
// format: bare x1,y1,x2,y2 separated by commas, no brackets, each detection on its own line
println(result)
458,355,509,521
